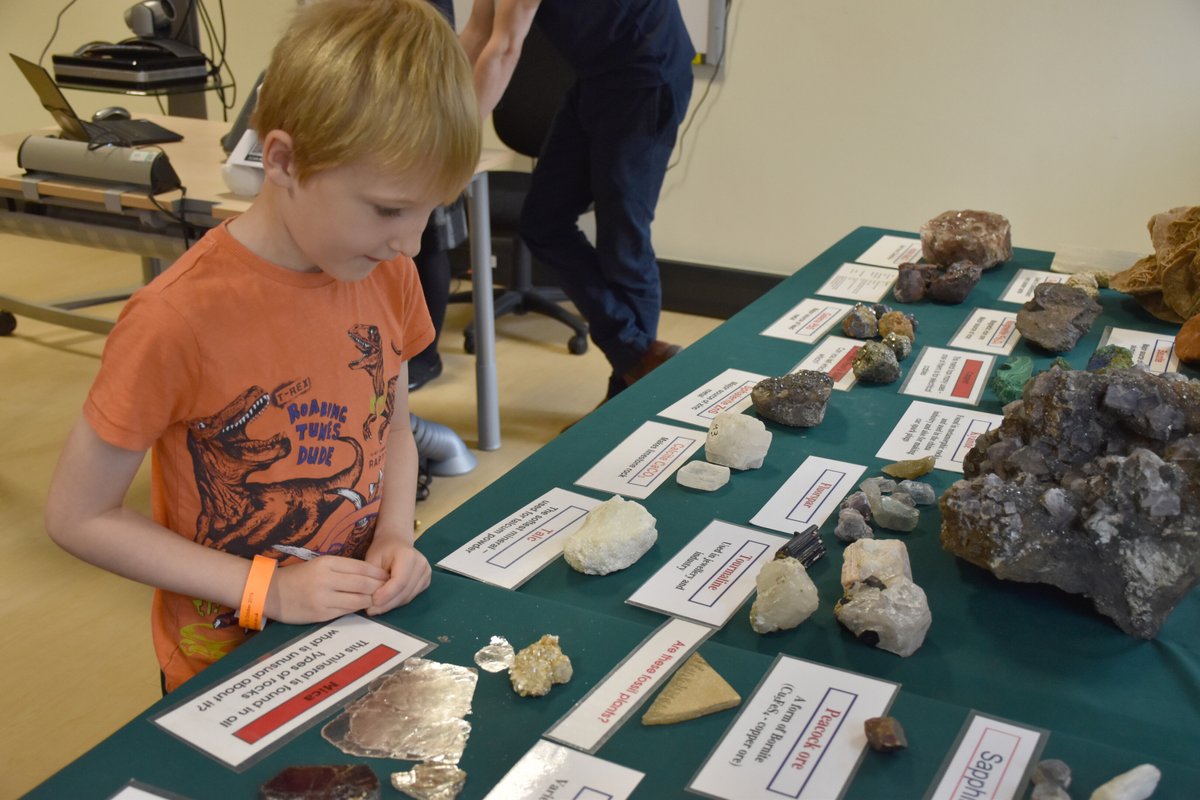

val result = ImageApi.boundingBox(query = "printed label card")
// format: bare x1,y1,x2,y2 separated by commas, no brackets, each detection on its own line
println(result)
545,617,712,753
436,488,602,589
923,712,1048,800
750,456,866,534
626,520,789,626
108,782,189,800
791,335,862,391
155,616,431,769
658,368,768,428
575,421,705,499
1098,326,1179,373
484,739,644,800
899,347,995,406
815,263,898,302
876,400,1003,473
998,269,1069,304
761,299,854,344
689,654,899,800
947,308,1021,355
854,234,923,268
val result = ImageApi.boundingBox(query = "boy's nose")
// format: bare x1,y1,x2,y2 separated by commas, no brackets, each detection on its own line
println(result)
388,228,422,259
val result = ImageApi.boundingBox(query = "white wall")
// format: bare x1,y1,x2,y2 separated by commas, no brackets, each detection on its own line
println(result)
4,1,1199,276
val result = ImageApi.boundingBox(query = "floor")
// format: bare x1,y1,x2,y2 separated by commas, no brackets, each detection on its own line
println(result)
0,233,720,798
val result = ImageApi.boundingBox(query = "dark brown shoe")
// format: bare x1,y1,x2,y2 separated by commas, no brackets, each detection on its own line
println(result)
621,340,682,386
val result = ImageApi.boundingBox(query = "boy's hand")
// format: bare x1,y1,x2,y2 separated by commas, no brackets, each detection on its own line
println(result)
266,556,388,624
364,538,431,616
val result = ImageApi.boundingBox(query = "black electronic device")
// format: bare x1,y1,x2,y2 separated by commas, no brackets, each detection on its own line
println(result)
10,53,182,146
51,38,207,90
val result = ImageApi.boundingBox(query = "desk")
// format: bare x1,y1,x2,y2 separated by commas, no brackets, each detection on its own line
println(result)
27,228,1200,798
0,117,516,449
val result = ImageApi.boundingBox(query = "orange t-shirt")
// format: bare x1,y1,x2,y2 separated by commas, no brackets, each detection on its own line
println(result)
84,221,433,691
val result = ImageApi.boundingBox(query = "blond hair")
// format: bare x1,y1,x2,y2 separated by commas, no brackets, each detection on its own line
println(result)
253,0,480,201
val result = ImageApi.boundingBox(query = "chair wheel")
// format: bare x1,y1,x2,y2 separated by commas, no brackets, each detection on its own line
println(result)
0,311,15,336
463,329,476,355
568,334,588,355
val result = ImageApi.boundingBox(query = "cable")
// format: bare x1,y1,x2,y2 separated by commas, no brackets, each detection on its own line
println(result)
667,0,733,172
148,184,194,250
38,0,82,66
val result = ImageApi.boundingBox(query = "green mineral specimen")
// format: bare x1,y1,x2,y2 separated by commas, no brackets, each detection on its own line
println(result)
991,355,1033,405
1087,344,1134,372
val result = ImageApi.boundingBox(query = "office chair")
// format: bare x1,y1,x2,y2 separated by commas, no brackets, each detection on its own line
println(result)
456,25,590,356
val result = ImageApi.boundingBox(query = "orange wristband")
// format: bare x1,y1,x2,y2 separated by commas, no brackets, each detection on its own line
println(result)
238,555,277,631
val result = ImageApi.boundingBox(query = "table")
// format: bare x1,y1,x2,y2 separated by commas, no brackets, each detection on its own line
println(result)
27,228,1200,799
0,117,517,449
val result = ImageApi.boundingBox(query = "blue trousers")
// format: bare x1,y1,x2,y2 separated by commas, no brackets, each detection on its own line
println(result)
519,73,693,377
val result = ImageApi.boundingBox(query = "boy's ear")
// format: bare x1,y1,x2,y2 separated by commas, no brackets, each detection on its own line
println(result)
259,130,299,188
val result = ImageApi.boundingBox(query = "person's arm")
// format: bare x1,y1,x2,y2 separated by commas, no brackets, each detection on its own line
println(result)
460,0,541,119
44,417,389,624
363,361,431,615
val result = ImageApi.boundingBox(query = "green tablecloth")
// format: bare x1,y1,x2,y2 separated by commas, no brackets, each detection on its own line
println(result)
30,228,1200,799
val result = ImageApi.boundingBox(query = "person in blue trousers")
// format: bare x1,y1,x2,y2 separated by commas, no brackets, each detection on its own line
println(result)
461,0,695,400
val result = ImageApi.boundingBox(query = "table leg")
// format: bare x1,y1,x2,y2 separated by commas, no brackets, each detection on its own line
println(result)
467,172,501,451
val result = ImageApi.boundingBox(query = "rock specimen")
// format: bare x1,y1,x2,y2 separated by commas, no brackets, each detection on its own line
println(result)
877,310,915,341
834,507,873,542
1110,205,1200,322
863,716,908,752
706,411,772,470
841,490,873,520
881,332,913,361
322,659,477,763
841,303,878,338
940,367,1200,638
510,634,572,697
261,765,380,800
861,476,919,532
1030,759,1072,800
1015,283,1103,352
391,764,466,800
881,455,935,479
897,480,936,505
563,496,657,575
835,574,931,657
1086,344,1134,372
641,653,740,725
752,371,834,427
894,263,935,303
841,539,912,590
676,460,730,491
1177,313,1200,365
775,524,827,566
852,341,902,384
920,209,1012,269
1089,764,1161,800
749,557,820,633
1066,271,1101,299
991,355,1034,405
928,260,984,304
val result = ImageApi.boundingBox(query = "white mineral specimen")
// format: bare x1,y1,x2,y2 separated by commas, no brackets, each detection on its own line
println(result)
1089,764,1161,800
835,574,931,657
676,460,731,491
509,634,573,697
562,495,657,575
841,539,912,590
706,411,772,470
749,557,820,633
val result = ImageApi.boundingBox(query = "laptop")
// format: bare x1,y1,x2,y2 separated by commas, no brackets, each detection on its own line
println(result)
10,53,182,146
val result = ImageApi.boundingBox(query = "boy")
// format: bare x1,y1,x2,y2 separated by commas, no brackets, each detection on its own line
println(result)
44,0,481,692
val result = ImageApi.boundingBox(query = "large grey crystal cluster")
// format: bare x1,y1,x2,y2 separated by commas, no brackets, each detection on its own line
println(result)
940,367,1200,638
1015,283,1103,353
920,209,1012,269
